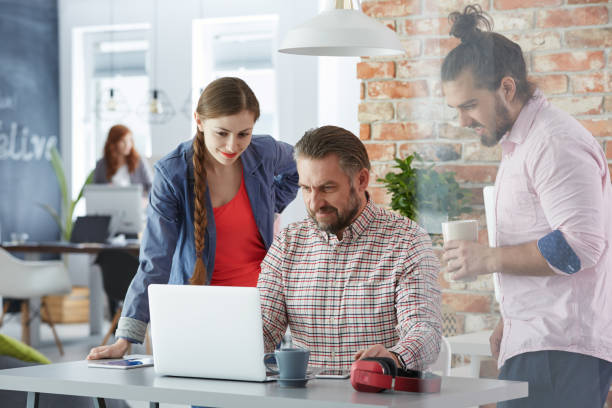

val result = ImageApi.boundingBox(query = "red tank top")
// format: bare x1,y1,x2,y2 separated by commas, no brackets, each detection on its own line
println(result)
210,174,266,287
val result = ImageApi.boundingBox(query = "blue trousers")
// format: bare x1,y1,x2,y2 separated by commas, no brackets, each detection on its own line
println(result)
498,350,612,408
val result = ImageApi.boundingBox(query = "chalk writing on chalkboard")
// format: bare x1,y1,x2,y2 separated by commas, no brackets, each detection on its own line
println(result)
0,121,58,161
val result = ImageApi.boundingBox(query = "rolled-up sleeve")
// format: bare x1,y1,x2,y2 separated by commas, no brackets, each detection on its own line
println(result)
258,232,289,352
529,133,608,275
389,230,442,370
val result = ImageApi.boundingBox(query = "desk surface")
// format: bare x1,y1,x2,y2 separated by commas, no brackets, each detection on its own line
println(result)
1,241,140,256
447,330,493,356
0,360,527,408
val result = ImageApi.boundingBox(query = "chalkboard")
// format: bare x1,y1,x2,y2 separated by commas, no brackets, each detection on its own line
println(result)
0,0,61,244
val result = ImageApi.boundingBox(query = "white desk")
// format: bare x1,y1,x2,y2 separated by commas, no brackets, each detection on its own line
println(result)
447,330,494,377
0,360,527,408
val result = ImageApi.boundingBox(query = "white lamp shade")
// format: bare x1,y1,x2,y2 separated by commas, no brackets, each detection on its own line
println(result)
279,9,405,57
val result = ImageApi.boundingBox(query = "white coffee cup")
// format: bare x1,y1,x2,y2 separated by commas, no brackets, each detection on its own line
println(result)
441,220,478,243
441,220,478,282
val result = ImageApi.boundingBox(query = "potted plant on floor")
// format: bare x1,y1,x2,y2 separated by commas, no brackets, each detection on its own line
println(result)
378,153,472,234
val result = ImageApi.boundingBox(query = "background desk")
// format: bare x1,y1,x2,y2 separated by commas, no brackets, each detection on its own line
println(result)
447,330,494,378
0,360,528,408
1,242,139,347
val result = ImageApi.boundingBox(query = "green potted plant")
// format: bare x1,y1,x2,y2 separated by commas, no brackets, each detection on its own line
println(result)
378,153,472,234
39,146,94,241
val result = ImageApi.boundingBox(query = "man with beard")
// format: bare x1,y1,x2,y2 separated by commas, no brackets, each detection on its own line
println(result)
440,6,612,408
257,125,442,371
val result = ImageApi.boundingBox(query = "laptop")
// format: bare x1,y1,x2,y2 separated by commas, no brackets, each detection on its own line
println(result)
148,284,275,382
70,215,111,243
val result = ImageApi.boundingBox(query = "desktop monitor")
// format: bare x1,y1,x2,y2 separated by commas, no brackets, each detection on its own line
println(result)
84,185,144,236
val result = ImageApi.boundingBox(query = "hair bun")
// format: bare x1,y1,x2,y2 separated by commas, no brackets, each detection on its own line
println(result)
448,5,492,43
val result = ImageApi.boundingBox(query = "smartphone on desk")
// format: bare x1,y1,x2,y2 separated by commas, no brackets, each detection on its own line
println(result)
315,369,350,379
87,356,153,370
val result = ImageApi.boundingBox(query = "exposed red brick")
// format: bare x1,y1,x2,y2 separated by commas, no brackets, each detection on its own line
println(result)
565,28,612,48
533,51,605,72
400,38,422,58
537,6,608,28
442,293,492,313
438,123,478,140
495,0,561,10
368,186,392,206
367,80,429,99
463,142,503,162
361,0,420,18
436,165,499,183
568,0,608,3
365,143,396,161
397,58,443,78
604,96,612,113
360,124,371,141
370,162,399,183
424,0,490,14
372,122,434,140
380,19,396,31
398,142,462,162
549,96,603,115
358,102,394,122
572,72,609,93
491,11,533,31
360,82,365,100
357,61,395,80
424,37,461,57
606,142,612,160
397,100,454,122
404,17,450,36
579,119,612,137
531,74,568,95
507,31,561,52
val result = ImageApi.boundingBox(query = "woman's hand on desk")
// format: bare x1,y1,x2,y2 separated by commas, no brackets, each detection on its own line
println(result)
86,338,130,360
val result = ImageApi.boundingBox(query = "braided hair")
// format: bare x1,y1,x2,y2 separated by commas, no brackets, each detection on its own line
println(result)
189,77,260,285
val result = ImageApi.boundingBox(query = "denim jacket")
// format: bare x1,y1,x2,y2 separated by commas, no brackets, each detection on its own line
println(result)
116,135,299,343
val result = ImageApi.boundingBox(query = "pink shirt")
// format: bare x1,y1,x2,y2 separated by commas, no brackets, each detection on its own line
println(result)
493,90,612,368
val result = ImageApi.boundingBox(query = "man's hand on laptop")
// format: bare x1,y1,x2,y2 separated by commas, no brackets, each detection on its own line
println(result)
353,344,401,367
87,338,130,360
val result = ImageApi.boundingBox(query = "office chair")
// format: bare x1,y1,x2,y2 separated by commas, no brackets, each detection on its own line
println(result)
0,248,71,355
94,249,144,348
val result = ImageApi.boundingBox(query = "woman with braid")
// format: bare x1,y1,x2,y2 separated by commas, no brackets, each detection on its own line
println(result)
87,77,299,359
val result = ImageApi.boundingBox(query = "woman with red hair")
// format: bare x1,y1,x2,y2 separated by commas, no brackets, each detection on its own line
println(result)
93,124,152,194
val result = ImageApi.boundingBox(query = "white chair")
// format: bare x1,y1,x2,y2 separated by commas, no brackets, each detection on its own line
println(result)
428,336,452,376
0,248,72,355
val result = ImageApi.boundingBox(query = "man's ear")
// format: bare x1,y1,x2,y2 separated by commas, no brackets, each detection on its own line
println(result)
499,76,517,103
357,167,370,192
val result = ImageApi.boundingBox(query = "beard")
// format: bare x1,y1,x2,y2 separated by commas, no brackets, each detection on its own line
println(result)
308,186,361,235
476,95,515,147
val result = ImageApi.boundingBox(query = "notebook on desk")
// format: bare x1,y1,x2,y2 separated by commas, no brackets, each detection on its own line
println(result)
148,285,276,382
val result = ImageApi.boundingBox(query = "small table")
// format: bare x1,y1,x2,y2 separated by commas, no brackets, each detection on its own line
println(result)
0,360,528,408
447,330,494,377
1,242,139,347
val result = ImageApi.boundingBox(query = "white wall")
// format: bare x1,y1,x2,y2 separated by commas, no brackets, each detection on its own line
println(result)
59,0,360,227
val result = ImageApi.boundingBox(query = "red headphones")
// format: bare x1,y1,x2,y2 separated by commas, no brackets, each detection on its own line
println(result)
350,357,441,393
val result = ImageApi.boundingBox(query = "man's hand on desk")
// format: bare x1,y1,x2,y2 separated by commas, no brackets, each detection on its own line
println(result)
354,344,401,367
87,338,130,360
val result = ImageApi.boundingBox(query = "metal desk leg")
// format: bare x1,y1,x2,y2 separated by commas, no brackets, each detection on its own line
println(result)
88,254,103,335
26,392,40,408
23,253,42,348
150,403,160,408
93,397,107,408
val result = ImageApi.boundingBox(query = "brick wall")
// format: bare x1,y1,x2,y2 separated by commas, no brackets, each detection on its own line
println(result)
359,0,611,342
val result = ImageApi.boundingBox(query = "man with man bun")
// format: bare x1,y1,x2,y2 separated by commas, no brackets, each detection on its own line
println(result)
440,5,612,408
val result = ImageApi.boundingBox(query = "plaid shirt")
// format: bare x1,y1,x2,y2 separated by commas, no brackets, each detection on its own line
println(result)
258,198,442,370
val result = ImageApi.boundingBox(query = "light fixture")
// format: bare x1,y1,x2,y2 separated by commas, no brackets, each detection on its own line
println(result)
278,0,404,57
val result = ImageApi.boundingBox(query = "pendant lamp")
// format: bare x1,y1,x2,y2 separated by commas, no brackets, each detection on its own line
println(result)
278,0,404,57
